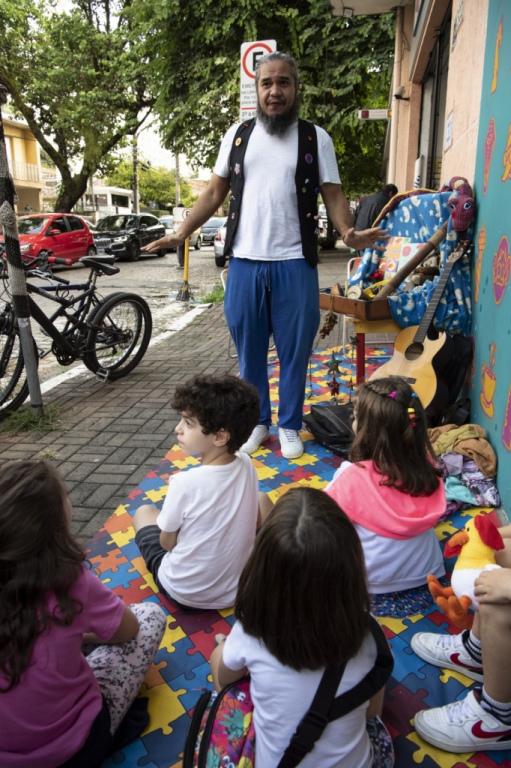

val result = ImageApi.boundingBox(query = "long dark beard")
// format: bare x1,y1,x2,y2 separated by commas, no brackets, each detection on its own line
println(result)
256,97,300,136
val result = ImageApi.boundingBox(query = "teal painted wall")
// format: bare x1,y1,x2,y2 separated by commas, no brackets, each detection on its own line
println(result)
472,0,511,510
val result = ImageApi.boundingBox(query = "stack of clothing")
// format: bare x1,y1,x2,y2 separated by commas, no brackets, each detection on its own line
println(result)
428,423,501,516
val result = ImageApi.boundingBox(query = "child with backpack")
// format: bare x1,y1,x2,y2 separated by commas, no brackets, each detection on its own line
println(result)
0,460,165,768
209,487,394,767
134,374,261,610
325,376,446,595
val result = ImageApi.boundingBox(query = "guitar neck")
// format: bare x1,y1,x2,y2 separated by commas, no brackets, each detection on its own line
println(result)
413,247,466,344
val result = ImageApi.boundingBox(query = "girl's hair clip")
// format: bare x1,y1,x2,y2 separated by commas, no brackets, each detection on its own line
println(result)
407,406,417,427
387,390,398,399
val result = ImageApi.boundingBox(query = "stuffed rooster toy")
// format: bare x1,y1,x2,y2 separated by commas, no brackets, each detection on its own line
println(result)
428,513,505,630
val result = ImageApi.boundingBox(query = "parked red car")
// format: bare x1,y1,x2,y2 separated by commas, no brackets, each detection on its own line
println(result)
0,213,96,263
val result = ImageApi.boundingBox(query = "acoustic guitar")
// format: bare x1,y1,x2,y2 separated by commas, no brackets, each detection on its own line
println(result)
370,242,471,409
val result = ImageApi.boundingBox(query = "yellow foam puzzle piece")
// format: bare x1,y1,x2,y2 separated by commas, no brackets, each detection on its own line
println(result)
141,682,186,736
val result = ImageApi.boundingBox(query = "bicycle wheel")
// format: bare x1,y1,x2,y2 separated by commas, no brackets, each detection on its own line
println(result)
83,293,152,380
0,329,29,415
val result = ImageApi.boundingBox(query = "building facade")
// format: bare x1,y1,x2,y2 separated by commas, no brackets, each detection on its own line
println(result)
331,0,510,508
4,116,44,213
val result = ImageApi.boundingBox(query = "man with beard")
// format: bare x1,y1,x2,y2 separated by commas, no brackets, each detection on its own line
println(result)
144,52,387,459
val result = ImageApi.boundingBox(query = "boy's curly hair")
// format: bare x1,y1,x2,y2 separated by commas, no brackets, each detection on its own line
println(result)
171,374,260,453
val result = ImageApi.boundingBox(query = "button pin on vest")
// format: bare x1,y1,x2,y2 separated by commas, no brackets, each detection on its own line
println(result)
235,137,242,146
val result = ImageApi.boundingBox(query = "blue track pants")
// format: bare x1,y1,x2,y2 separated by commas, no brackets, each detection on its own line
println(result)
224,258,320,429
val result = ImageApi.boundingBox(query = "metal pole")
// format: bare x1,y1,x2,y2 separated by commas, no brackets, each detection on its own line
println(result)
0,86,43,414
132,134,140,214
175,152,181,206
176,237,192,301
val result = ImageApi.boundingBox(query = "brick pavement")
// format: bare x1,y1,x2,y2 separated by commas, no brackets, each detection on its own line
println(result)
0,250,350,542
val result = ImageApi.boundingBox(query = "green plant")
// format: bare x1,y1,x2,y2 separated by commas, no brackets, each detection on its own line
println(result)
0,404,61,434
200,284,225,304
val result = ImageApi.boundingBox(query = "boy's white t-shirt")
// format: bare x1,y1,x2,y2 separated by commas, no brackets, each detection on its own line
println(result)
156,453,258,608
213,120,341,261
223,621,376,768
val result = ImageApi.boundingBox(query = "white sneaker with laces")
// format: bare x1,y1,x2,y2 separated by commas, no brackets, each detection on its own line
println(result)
240,425,270,455
278,428,304,460
414,690,511,752
411,631,483,682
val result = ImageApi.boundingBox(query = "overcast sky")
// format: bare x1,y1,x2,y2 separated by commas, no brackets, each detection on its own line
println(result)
137,123,210,180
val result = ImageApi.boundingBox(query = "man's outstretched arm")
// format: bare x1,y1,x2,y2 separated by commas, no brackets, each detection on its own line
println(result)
320,183,389,251
142,174,230,252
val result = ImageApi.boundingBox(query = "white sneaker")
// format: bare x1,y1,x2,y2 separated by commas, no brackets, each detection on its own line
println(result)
414,690,511,752
240,425,270,455
411,631,483,682
278,428,304,460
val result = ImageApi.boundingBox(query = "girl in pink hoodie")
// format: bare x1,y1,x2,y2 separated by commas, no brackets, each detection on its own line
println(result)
326,376,446,595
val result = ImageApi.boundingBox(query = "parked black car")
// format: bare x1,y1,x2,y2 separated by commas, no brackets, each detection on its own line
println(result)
94,214,166,261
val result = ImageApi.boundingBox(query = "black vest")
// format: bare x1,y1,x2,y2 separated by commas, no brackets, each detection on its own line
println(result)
223,118,320,267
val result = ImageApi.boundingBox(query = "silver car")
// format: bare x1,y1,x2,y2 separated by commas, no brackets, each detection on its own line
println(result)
213,224,227,267
158,216,202,250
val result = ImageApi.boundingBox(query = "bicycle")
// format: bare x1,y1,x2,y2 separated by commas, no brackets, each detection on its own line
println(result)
0,254,152,415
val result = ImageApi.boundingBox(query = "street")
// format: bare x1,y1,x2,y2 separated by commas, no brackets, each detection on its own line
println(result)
21,244,349,387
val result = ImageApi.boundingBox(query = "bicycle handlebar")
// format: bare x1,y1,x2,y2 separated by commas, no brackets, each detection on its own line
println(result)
48,256,74,266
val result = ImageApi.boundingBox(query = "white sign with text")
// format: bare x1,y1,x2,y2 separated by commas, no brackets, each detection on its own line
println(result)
240,40,277,121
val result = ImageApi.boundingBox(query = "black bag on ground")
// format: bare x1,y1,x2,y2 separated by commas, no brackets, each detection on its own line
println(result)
303,402,354,457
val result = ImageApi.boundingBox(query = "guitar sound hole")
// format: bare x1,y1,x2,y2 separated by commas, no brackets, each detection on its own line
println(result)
405,342,424,361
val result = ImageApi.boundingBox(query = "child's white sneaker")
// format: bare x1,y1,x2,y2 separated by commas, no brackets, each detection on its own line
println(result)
278,428,304,460
411,631,483,682
414,690,511,752
240,425,270,455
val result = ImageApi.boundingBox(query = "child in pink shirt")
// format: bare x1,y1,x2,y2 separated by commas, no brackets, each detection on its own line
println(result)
326,376,446,594
0,460,165,768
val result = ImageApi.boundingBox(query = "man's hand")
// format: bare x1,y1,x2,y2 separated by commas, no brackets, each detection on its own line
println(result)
141,234,181,253
474,568,511,604
343,226,389,252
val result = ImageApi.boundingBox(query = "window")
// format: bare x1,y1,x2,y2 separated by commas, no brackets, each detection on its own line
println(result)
48,218,68,234
68,216,85,231
111,194,130,208
141,215,158,227
18,217,47,235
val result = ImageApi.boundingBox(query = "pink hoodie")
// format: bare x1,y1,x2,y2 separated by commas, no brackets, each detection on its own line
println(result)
326,460,446,539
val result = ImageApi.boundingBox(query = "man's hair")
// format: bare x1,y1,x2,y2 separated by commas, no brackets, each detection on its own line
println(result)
171,374,259,453
254,51,299,88
0,461,85,690
350,376,441,495
235,487,370,670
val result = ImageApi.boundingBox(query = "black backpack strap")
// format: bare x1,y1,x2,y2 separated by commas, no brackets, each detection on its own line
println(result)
276,662,346,768
328,616,393,721
276,616,393,768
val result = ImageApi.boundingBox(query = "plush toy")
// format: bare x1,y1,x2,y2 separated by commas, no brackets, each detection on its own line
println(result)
440,176,475,233
428,513,505,629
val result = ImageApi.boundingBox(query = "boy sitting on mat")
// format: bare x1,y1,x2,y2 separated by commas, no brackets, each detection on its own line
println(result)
133,374,261,610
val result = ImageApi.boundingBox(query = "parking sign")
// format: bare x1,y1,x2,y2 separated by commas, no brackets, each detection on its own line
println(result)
240,40,277,120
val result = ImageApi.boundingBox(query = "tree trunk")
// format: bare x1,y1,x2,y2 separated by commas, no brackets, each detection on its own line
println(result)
54,173,90,212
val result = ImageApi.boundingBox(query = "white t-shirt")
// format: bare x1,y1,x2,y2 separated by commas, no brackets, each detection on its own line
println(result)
326,462,445,594
156,453,258,608
213,120,341,261
222,621,376,768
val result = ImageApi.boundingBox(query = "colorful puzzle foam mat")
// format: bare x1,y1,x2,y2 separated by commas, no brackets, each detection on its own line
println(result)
87,348,506,767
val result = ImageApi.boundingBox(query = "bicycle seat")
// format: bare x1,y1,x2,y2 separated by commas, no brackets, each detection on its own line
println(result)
79,256,120,276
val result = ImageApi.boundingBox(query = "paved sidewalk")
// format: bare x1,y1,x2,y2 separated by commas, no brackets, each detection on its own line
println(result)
0,249,350,542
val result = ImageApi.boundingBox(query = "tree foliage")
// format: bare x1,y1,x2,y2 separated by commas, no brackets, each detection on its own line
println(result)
0,0,154,211
135,0,394,195
106,159,195,209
